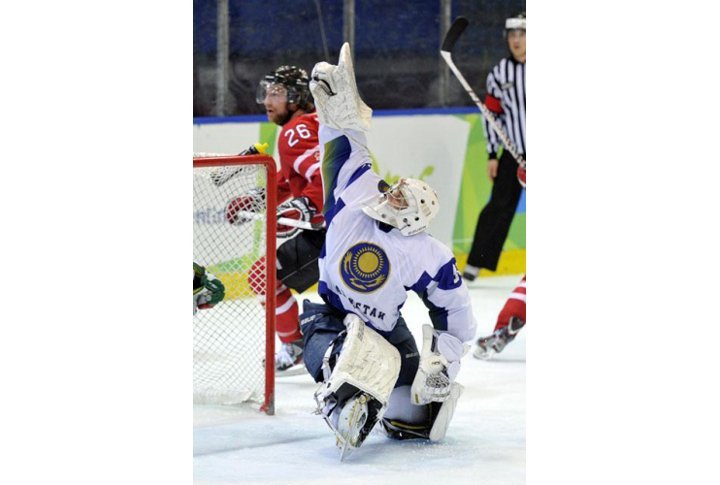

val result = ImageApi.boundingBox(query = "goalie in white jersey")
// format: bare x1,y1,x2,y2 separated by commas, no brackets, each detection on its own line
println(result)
299,43,477,460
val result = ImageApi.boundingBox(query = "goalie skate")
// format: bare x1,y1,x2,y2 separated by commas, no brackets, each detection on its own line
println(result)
315,388,382,461
312,314,400,460
336,393,370,461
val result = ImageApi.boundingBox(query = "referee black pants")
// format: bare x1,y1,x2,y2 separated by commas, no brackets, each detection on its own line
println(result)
467,150,524,272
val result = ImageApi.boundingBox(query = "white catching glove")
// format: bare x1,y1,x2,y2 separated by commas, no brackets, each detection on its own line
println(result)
310,42,372,133
411,325,469,405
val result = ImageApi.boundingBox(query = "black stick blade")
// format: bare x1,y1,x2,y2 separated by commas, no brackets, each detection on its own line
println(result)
441,17,469,52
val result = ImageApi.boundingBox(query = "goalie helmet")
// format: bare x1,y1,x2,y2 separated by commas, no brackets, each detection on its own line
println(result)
256,65,313,109
504,11,526,34
362,178,440,237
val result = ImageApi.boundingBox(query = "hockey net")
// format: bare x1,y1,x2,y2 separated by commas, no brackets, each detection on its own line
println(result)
193,153,277,414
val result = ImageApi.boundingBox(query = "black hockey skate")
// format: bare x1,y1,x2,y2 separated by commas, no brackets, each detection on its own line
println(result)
473,316,525,359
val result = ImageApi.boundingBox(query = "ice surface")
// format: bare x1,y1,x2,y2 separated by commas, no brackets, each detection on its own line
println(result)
194,275,525,485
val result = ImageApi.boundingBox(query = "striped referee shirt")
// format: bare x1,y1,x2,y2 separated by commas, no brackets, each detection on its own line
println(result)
483,57,526,159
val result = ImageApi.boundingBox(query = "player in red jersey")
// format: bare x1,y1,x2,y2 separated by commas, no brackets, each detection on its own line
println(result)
226,66,325,373
473,275,526,359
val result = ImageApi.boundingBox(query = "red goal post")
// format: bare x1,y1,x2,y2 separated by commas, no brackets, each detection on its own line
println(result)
193,153,277,414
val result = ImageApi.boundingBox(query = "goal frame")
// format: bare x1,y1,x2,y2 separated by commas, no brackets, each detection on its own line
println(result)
193,154,277,414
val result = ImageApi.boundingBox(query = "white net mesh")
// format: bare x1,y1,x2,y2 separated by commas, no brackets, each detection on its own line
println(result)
193,155,274,408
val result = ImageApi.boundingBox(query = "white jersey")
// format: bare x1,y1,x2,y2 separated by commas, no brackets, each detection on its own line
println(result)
317,126,477,343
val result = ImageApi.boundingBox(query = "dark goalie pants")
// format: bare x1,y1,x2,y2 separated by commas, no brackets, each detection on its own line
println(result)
299,300,419,388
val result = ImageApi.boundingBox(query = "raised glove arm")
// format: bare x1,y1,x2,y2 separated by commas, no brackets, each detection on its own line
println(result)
411,324,468,405
225,187,266,225
310,43,372,133
276,196,316,239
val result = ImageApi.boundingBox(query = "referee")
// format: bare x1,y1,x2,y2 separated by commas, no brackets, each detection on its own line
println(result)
463,11,526,281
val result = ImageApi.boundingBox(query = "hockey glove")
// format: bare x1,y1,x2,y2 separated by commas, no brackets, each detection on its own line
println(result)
411,325,468,405
225,187,266,225
276,196,315,239
193,262,208,314
239,142,269,157
309,43,372,133
195,271,225,311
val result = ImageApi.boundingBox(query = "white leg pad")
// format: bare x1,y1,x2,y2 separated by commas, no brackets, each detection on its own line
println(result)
316,314,401,409
429,382,464,442
383,385,430,424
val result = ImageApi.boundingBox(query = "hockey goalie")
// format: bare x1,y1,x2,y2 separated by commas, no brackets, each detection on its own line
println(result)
298,43,477,460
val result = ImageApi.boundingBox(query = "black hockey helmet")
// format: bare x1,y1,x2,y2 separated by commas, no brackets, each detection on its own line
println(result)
504,11,526,36
256,65,313,110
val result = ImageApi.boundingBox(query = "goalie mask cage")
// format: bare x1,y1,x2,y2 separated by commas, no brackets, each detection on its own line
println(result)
193,153,277,415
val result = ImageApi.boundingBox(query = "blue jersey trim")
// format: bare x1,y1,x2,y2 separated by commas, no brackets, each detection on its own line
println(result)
324,197,346,226
408,258,461,294
321,135,352,219
435,258,462,290
408,272,433,294
345,163,372,189
420,291,449,332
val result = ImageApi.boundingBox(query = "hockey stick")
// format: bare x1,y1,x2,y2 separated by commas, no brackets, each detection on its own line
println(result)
441,17,526,170
235,210,325,231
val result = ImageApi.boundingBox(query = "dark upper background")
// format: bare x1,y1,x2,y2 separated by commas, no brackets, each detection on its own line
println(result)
194,0,525,117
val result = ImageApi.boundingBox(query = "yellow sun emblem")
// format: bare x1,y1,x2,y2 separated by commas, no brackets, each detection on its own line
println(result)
340,242,390,293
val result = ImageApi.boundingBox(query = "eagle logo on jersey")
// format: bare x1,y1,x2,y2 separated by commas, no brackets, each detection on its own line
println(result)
340,242,390,293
